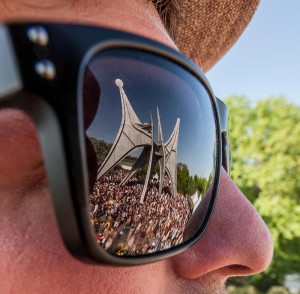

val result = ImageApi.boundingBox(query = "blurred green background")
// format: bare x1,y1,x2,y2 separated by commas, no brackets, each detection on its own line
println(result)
225,96,300,294
205,2,300,292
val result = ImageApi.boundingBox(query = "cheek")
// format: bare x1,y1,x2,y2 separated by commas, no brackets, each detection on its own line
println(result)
0,109,44,191
0,110,175,292
0,179,172,293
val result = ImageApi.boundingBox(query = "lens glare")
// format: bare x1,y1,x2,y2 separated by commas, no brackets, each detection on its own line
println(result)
83,49,217,256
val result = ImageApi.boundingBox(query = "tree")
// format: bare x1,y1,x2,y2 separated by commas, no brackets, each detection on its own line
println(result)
225,96,300,291
177,163,208,196
177,163,191,195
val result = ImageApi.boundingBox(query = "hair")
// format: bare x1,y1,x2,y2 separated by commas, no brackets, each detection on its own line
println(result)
151,0,180,39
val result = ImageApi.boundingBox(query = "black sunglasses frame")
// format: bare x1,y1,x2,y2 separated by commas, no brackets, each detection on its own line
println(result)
0,22,229,266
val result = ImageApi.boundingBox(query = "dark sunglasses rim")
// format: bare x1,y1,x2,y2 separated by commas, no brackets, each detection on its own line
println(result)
0,22,228,266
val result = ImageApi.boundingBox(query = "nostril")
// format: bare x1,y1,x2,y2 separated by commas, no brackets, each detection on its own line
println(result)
224,264,252,276
170,168,274,280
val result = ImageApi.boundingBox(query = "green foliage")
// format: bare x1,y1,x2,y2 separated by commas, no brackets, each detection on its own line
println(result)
88,137,137,166
227,285,293,294
266,286,290,294
177,163,208,195
225,96,300,291
88,137,112,165
227,285,262,294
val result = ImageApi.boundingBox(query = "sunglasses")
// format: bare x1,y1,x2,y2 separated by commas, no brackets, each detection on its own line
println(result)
0,22,229,265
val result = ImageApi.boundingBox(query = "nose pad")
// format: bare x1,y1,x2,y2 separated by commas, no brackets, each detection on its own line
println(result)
83,68,101,192
221,131,230,174
85,136,98,193
171,168,273,279
83,68,101,130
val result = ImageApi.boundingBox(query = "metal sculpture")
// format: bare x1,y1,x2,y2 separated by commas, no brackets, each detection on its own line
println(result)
97,79,180,202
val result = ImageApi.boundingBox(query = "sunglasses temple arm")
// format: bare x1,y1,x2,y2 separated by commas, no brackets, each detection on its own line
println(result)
215,97,230,174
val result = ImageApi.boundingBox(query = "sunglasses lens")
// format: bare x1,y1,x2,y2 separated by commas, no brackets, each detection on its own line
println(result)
83,49,218,256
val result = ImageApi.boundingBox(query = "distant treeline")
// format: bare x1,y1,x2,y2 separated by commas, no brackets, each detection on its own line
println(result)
177,162,209,196
88,136,139,166
88,137,112,165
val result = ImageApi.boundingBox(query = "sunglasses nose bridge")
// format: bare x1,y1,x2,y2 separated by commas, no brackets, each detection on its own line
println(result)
216,97,230,173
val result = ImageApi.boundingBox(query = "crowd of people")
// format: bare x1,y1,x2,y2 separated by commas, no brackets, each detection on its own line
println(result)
90,169,192,256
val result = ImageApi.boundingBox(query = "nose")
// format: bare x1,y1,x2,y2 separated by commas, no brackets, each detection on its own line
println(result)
172,168,274,279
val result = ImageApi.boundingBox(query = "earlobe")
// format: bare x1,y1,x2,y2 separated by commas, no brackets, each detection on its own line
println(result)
171,168,273,280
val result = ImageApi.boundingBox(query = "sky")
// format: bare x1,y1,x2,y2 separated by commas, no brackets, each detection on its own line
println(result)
206,0,300,105
87,54,216,178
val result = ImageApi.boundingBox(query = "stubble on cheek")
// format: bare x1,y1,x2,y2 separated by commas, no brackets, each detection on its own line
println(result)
168,271,228,294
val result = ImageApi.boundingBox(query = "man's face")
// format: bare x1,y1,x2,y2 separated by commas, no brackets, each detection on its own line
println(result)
0,0,273,293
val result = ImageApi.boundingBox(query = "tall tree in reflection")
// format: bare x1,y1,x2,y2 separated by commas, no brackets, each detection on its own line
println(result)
177,163,208,196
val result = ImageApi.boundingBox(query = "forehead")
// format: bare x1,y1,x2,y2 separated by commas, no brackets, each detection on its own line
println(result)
0,0,177,50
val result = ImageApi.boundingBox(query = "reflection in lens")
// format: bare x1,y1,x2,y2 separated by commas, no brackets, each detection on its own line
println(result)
84,49,217,256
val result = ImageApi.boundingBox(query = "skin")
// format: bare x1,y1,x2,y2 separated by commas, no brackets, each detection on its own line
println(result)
0,0,274,293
